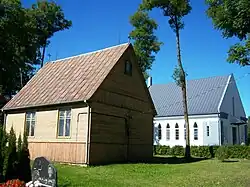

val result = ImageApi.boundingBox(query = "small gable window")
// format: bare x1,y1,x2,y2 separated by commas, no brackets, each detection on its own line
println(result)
166,123,170,141
194,122,198,140
25,112,36,136
158,124,162,140
124,60,132,75
175,123,179,140
58,109,71,137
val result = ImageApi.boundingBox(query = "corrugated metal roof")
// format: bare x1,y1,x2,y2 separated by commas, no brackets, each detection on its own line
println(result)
3,43,130,110
149,75,231,117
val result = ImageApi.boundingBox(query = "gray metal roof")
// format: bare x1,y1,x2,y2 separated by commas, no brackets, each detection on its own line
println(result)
149,74,231,117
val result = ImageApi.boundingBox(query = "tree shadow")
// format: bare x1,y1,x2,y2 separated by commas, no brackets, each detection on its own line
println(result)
88,156,210,167
221,160,239,163
144,156,210,165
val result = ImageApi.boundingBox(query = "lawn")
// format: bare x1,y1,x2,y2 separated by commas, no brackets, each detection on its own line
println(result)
55,157,250,187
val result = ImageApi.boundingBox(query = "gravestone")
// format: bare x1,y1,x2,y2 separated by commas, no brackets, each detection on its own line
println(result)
32,157,57,187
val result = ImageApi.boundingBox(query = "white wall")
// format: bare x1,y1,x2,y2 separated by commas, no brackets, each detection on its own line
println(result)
219,75,247,145
154,114,220,147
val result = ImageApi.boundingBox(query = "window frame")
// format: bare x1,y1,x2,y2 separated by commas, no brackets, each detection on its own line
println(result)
166,123,170,141
25,111,36,137
175,123,179,140
57,108,72,138
124,60,132,76
194,122,198,140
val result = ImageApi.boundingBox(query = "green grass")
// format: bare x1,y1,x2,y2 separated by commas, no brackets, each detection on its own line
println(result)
55,157,250,187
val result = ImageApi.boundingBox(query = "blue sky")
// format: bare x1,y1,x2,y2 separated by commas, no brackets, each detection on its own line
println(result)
23,0,249,116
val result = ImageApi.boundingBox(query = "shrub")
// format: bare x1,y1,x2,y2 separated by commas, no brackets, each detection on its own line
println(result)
171,146,184,157
191,146,212,158
0,126,31,183
154,145,171,155
209,145,219,158
215,146,230,161
227,145,250,159
154,145,250,159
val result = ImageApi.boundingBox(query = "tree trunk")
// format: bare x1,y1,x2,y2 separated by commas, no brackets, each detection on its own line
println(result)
19,68,23,88
175,26,191,159
41,43,46,68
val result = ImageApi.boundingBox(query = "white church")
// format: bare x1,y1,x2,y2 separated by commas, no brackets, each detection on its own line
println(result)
148,74,248,147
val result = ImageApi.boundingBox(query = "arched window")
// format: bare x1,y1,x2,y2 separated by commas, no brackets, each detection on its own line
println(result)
184,123,186,140
194,122,198,140
207,126,210,137
166,124,170,141
158,124,162,140
175,123,179,140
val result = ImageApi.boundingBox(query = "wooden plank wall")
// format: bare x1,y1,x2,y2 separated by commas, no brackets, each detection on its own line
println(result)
89,47,154,164
29,142,86,164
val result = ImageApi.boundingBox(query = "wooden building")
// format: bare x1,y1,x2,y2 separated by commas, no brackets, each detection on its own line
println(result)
2,43,156,165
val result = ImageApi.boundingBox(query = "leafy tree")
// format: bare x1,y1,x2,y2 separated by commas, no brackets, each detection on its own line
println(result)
129,9,162,79
0,0,40,97
30,0,72,67
141,0,192,158
0,0,72,97
206,0,250,66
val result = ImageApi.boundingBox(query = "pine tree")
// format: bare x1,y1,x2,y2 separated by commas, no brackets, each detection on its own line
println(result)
0,124,7,182
16,134,22,180
4,126,18,181
18,130,31,182
17,134,22,161
22,129,28,151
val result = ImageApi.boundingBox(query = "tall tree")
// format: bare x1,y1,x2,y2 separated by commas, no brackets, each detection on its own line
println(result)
0,0,40,97
129,9,162,79
30,0,72,68
141,0,192,158
247,116,250,145
0,0,72,96
206,0,250,66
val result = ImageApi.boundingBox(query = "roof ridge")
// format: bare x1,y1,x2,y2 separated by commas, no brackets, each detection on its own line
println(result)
49,42,129,64
151,74,231,86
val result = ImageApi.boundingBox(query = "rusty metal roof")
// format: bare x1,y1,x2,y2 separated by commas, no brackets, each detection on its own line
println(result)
3,43,130,110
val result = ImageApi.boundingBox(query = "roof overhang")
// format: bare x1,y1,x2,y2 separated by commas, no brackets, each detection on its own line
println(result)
2,99,89,113
154,113,219,120
230,116,247,126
